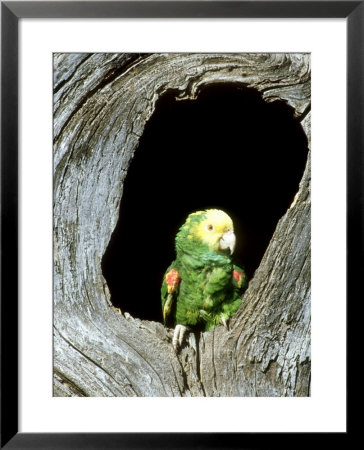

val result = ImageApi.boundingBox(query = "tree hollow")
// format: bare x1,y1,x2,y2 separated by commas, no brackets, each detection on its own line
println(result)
54,53,311,397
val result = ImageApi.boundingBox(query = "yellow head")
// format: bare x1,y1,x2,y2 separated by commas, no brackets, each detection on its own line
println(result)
182,209,236,254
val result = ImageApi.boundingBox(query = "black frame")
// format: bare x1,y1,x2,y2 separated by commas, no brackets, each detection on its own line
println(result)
1,1,360,448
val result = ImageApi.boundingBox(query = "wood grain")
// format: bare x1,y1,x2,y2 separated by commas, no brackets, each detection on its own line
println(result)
53,53,311,397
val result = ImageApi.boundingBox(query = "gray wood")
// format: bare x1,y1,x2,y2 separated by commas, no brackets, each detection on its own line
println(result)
53,53,311,397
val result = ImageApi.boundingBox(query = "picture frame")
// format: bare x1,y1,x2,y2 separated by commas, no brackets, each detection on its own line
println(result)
1,1,359,448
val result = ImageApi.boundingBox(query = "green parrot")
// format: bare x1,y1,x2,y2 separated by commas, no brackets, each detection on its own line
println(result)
161,209,247,350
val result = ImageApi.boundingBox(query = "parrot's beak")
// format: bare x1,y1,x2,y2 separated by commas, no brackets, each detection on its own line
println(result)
219,230,236,255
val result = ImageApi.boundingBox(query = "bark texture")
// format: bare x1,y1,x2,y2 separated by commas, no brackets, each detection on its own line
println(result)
53,53,311,397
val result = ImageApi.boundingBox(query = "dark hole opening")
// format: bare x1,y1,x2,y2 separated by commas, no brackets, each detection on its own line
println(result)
102,83,309,322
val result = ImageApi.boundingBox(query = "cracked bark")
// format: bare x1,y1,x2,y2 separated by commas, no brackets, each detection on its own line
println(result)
53,53,311,397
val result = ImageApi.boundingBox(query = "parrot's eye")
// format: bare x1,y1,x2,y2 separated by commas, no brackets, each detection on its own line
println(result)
205,224,215,232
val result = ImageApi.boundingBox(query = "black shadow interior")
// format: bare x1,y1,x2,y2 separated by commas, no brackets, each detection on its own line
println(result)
102,83,309,322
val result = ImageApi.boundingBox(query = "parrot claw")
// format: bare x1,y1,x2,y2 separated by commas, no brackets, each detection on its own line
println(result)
221,317,229,330
172,324,188,351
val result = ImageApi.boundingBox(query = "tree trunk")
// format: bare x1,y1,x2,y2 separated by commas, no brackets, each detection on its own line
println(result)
53,53,311,397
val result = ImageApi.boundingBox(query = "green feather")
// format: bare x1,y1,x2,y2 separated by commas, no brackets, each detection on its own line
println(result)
161,210,247,331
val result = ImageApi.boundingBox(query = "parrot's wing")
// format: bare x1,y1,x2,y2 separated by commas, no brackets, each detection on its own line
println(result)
161,262,181,326
232,264,248,292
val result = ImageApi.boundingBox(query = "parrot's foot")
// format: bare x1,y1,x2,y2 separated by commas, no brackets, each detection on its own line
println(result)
172,324,188,351
221,317,229,330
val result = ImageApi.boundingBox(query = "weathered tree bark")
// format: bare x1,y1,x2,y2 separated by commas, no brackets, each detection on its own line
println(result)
53,53,311,397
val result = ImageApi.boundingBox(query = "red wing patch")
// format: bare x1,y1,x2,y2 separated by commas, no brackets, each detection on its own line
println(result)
233,269,245,288
165,269,181,293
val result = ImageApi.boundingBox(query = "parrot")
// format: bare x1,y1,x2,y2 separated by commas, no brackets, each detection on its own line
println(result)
161,209,247,350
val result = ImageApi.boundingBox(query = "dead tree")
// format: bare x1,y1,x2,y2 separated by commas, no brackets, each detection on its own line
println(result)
53,53,311,397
